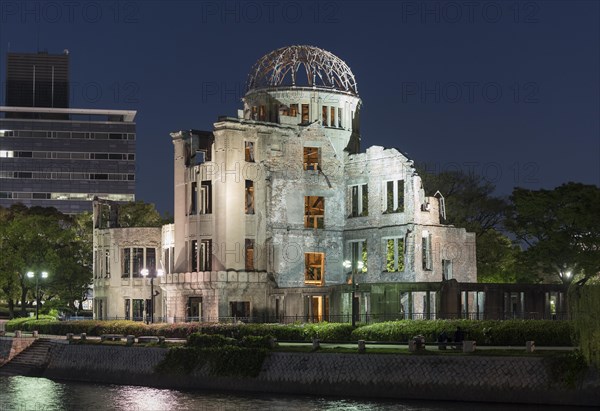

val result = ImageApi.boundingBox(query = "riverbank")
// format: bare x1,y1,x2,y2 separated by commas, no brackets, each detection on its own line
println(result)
24,340,597,406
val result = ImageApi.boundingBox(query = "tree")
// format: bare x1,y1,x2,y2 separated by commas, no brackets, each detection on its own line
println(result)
506,183,600,284
418,168,520,282
117,201,171,227
0,205,93,317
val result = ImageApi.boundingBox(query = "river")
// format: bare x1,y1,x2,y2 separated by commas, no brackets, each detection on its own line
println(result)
0,376,591,411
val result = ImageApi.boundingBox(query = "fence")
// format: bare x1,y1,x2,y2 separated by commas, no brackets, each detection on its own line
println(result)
87,311,570,324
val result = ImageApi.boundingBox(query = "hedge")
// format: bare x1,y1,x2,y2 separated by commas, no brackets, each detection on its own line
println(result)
351,319,574,346
5,318,575,346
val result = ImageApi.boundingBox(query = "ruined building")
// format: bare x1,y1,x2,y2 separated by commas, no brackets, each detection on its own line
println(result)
93,45,477,322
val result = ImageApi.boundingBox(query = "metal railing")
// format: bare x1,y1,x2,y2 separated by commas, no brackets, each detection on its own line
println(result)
87,311,570,324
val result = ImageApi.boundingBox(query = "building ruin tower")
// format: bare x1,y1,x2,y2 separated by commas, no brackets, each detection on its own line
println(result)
93,46,476,322
162,45,476,322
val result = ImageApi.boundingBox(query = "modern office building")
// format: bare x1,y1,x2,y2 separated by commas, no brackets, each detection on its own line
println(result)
0,51,136,213
6,51,69,113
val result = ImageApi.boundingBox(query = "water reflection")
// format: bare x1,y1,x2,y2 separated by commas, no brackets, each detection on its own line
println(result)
0,376,592,411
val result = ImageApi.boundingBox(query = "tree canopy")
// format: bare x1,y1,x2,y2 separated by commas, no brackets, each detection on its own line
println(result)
506,182,600,284
0,205,93,317
418,168,522,283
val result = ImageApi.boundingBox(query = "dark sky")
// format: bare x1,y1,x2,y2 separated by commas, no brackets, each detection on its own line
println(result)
1,0,598,215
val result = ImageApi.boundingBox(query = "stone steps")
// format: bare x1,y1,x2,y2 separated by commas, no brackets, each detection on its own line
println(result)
0,338,52,376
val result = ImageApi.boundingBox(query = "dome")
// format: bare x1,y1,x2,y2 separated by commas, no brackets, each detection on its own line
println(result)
246,45,358,96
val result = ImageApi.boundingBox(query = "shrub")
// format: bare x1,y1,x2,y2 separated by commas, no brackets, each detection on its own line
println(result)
187,333,237,348
240,335,275,349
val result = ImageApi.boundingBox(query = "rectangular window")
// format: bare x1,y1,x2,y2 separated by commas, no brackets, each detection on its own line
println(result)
305,196,325,229
301,104,309,123
245,180,255,214
259,105,266,121
290,104,298,117
384,180,405,213
146,248,156,271
322,105,328,126
245,141,255,162
245,239,255,271
305,252,324,285
200,239,212,271
124,299,131,320
132,248,144,277
280,105,289,116
303,147,320,171
422,231,433,270
199,181,212,214
330,107,336,128
386,238,405,272
349,184,368,217
132,299,144,321
164,248,171,274
191,240,198,271
105,250,110,278
230,301,250,318
442,259,453,280
122,248,131,278
170,246,175,274
350,240,368,273
338,108,343,127
190,182,197,214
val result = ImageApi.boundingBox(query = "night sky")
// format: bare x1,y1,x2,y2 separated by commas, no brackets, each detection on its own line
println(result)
1,0,598,215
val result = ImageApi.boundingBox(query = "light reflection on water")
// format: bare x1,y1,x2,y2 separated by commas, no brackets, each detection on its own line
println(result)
0,376,591,411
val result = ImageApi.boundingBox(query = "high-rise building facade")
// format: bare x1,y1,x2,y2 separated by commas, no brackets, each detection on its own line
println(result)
0,51,136,213
6,51,70,115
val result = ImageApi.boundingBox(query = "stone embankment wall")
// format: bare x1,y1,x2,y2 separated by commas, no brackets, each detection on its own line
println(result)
0,337,36,366
41,342,600,407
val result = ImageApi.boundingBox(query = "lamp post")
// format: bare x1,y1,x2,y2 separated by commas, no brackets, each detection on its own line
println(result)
343,260,362,327
27,271,48,320
140,267,164,323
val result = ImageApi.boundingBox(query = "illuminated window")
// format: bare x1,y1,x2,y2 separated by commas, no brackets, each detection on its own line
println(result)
384,180,404,213
290,104,298,116
245,239,255,271
245,141,255,162
245,180,255,214
0,150,14,158
349,184,368,217
422,231,432,271
305,252,324,285
330,107,336,128
305,196,324,229
301,104,309,123
322,105,328,126
258,105,266,121
386,238,405,272
303,147,320,171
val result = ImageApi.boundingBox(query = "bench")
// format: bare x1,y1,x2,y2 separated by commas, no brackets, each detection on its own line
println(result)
66,333,87,342
100,334,124,342
137,336,160,344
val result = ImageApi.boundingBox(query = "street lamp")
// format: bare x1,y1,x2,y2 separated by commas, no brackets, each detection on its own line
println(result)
27,271,48,320
343,260,362,327
140,267,164,323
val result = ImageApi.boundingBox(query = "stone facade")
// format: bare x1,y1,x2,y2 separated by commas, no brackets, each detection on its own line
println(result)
93,45,476,322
